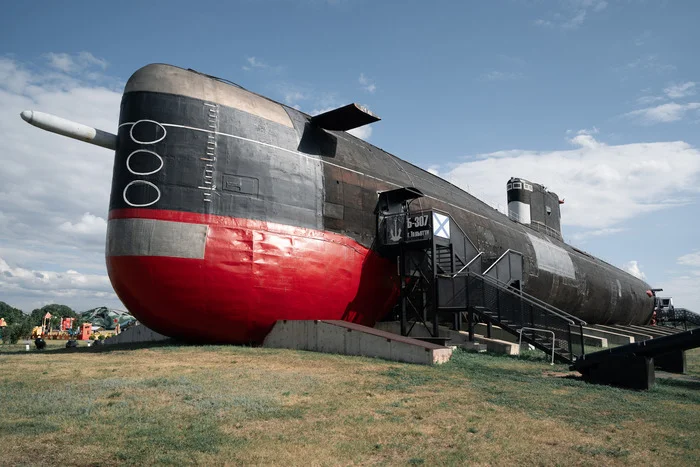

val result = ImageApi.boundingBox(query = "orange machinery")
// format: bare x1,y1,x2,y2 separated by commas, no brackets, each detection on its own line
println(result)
78,323,92,340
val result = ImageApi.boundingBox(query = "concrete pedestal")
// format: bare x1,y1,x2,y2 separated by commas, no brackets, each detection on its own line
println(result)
654,350,686,374
582,355,655,390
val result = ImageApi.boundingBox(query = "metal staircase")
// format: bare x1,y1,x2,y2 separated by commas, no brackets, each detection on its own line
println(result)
440,272,586,363
376,187,586,364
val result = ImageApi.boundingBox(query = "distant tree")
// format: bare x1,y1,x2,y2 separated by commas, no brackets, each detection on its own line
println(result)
28,304,76,326
29,308,45,326
0,301,24,325
1,315,32,344
41,304,76,319
50,316,62,329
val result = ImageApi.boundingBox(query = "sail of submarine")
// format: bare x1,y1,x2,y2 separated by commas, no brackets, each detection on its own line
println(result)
20,63,654,344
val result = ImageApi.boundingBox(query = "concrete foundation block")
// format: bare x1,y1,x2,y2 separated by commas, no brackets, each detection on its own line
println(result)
582,327,634,346
459,331,520,355
654,350,686,374
265,320,452,365
582,355,655,390
593,325,652,342
103,324,169,345
583,334,608,348
374,321,516,356
473,323,517,342
459,341,488,353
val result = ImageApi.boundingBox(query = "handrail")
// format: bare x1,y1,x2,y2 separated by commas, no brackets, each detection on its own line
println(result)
489,277,588,326
472,272,578,326
519,328,556,365
480,273,587,326
442,262,587,326
452,252,482,278
482,248,524,276
529,221,563,241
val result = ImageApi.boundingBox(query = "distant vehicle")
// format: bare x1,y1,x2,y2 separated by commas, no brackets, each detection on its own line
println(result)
657,297,674,312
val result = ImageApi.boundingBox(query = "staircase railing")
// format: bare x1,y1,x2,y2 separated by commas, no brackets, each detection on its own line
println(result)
482,249,523,290
519,328,556,365
480,275,587,326
437,271,585,363
453,252,482,277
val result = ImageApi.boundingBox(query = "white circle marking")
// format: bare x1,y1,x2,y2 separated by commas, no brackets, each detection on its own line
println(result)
126,149,164,176
123,180,161,207
129,119,167,144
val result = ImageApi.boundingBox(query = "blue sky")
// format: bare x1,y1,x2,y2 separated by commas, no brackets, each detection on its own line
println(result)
1,0,699,312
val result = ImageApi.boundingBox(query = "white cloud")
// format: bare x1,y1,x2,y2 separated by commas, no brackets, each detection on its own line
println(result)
678,251,700,267
636,95,664,106
568,128,601,149
345,103,375,140
426,165,440,176
244,56,267,70
45,52,108,74
0,257,111,293
634,30,651,47
0,257,115,307
498,54,527,66
284,90,306,106
658,274,700,312
618,55,676,76
358,73,376,93
588,0,608,12
480,71,524,81
625,102,700,124
533,0,607,30
46,53,74,73
440,131,700,231
562,9,587,29
622,260,646,280
242,56,282,73
664,81,696,99
59,213,107,236
278,83,342,117
569,227,625,243
347,125,373,141
311,106,335,116
0,55,122,312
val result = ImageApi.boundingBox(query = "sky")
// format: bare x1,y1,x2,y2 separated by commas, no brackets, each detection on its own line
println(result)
1,0,699,313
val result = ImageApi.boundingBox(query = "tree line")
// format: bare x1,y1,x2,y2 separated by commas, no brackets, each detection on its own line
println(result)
0,301,82,344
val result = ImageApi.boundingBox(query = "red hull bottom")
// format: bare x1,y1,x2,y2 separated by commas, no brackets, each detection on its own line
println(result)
107,209,400,344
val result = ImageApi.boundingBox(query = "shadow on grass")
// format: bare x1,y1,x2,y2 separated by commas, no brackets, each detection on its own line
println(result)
0,420,60,436
0,339,263,356
656,377,700,390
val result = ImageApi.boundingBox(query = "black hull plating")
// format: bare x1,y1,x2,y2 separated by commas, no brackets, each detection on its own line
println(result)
115,64,654,326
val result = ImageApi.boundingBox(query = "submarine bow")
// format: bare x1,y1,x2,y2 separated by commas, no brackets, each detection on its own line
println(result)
107,64,399,343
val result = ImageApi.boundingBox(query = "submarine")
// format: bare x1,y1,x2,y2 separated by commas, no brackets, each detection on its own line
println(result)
21,63,655,343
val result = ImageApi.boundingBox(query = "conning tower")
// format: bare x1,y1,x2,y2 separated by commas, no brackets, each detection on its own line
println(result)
507,177,563,240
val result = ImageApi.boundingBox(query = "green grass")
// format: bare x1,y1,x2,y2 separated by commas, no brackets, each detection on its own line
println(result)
0,343,698,466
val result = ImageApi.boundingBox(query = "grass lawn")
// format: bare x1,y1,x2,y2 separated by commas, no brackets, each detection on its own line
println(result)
1,342,698,466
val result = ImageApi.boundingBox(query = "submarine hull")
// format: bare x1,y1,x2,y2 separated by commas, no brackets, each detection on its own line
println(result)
107,64,653,343
107,210,397,343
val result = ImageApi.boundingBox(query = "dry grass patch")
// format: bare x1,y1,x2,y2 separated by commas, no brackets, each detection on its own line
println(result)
0,343,698,466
